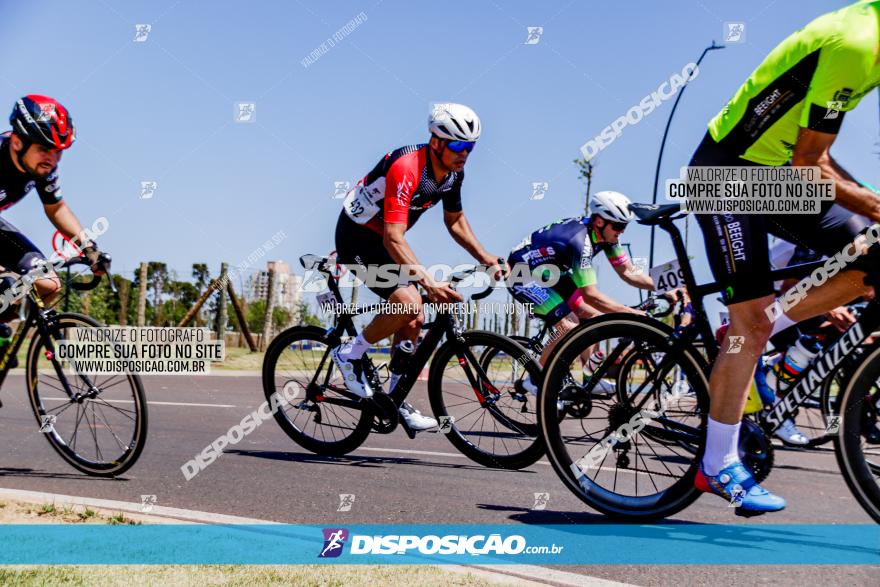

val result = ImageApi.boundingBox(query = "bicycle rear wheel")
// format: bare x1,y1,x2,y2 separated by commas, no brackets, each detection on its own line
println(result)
429,331,544,469
540,314,709,521
26,313,147,477
262,326,372,456
834,344,880,523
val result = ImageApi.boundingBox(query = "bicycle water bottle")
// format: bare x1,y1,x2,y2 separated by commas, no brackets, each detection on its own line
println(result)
744,356,775,414
753,355,777,405
388,339,415,394
765,335,821,394
0,323,11,346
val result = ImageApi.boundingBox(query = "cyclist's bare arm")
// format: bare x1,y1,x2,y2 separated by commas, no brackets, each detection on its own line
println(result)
612,260,654,290
384,222,461,303
43,200,90,248
443,210,508,278
579,284,643,315
792,127,880,222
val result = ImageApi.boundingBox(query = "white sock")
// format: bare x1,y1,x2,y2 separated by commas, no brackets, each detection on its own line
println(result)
702,417,740,476
340,333,370,360
769,307,796,337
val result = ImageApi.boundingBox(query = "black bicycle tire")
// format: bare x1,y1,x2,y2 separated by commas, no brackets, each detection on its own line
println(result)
540,313,710,521
26,313,148,477
262,325,372,456
429,330,545,469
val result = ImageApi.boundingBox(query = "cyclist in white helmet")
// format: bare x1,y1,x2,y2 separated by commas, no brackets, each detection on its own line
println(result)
507,190,660,395
332,103,507,433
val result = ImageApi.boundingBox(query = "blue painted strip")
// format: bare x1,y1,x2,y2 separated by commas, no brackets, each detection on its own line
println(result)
0,524,876,565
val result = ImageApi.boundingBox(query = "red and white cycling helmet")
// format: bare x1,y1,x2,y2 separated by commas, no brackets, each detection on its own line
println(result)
9,94,76,150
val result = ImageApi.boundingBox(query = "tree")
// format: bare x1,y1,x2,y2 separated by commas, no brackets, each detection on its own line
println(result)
574,156,597,214
228,299,294,333
296,299,323,327
146,262,169,325
192,263,211,294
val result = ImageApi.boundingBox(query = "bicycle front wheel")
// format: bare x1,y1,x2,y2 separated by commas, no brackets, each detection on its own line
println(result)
834,344,880,523
26,313,148,477
429,331,544,469
540,314,709,521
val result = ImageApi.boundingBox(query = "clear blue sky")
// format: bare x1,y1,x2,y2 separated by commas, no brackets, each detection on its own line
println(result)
1,1,877,320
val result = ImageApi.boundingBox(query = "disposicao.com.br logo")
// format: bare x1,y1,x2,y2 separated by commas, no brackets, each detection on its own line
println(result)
317,529,563,557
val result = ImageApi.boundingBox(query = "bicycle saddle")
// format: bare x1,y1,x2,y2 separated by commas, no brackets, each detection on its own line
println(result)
629,203,685,226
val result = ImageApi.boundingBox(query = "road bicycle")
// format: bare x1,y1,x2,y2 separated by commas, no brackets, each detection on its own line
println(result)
0,257,147,476
262,255,544,469
477,296,676,421
538,202,880,522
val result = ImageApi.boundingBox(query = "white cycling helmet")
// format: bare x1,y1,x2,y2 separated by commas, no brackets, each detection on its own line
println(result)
590,190,635,224
429,103,481,141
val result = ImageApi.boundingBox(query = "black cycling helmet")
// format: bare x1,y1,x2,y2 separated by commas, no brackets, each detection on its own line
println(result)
9,94,75,150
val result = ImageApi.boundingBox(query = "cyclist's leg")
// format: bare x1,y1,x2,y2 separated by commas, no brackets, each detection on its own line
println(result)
690,134,785,512
0,217,60,318
765,204,874,323
335,213,423,354
507,269,575,366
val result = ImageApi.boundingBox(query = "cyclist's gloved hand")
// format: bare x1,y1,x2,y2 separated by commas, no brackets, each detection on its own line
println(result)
82,245,111,275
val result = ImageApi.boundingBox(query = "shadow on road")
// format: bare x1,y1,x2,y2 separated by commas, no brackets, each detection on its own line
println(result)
227,449,527,473
477,502,696,525
0,466,124,481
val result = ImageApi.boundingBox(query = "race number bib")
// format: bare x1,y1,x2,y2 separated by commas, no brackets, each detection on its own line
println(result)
342,180,385,224
649,259,685,293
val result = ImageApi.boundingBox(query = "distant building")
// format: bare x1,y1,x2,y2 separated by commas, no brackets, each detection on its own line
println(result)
248,260,303,321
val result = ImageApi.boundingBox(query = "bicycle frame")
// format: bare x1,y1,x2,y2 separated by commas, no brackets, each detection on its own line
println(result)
311,262,530,434
651,211,877,435
0,281,106,403
0,292,45,389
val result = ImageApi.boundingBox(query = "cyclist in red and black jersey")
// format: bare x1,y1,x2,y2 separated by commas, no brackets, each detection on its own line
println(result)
0,96,108,327
333,103,506,432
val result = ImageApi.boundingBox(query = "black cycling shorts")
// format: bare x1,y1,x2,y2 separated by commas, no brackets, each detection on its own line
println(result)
690,132,874,304
334,212,412,300
506,251,580,326
0,216,48,275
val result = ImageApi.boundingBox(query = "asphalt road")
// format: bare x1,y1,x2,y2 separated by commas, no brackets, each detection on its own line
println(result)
0,372,876,586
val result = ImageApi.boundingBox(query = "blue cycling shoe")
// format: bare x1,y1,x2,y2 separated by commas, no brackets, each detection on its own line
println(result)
695,461,786,517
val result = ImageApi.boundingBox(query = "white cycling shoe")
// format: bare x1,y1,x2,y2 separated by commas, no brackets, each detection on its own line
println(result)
522,375,565,412
774,418,809,446
399,402,437,431
590,377,616,396
331,347,374,398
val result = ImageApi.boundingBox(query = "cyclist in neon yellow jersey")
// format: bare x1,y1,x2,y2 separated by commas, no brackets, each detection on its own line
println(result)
691,1,880,516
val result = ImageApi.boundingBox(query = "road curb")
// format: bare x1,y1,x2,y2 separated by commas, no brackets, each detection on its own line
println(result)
0,487,637,586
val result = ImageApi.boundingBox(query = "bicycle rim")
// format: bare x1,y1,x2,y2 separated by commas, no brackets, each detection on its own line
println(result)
27,313,147,477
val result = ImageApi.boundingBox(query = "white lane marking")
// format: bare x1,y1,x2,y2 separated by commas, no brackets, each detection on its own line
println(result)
44,398,237,408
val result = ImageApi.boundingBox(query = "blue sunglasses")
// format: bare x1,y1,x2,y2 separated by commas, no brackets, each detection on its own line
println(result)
446,140,476,153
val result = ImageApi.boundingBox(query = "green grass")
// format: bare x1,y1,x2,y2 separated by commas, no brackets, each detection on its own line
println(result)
0,565,503,587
